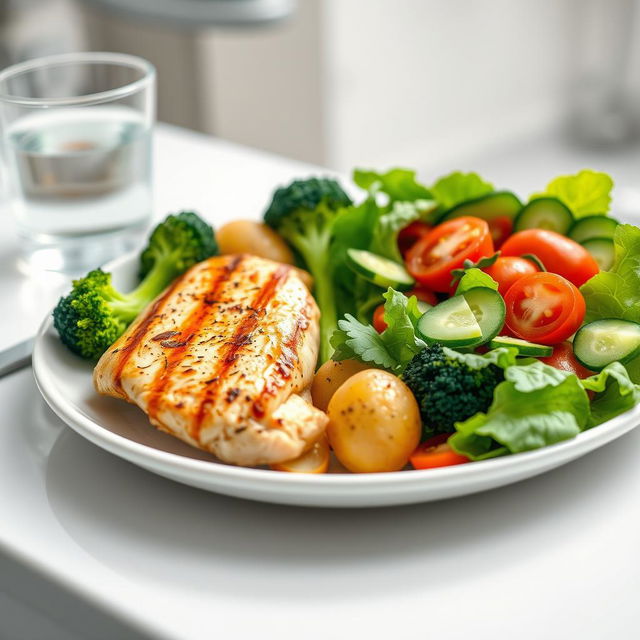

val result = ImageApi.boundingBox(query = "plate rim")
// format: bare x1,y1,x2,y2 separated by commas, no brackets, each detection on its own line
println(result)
32,252,640,493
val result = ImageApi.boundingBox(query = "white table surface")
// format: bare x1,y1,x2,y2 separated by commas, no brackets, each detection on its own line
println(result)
2,124,640,640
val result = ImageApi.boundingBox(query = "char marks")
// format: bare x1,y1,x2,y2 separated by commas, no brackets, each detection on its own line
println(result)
112,273,188,392
191,264,292,439
252,306,309,420
145,255,245,422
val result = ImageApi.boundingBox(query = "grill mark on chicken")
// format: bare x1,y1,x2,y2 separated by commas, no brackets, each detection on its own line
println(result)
112,273,189,392
190,264,291,440
146,255,245,422
252,310,309,420
94,254,328,467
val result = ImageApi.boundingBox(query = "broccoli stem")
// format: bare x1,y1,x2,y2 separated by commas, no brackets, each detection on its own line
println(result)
110,255,181,320
292,223,337,365
305,251,337,365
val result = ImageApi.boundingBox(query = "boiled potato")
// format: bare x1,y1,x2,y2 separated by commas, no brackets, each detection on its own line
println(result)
311,359,370,412
270,435,330,474
217,220,294,264
327,369,421,473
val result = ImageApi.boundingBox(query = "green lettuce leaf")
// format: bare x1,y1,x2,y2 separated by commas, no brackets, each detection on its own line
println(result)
331,195,433,318
537,169,613,217
504,360,573,391
443,346,518,371
455,267,499,295
450,361,590,460
431,171,494,210
580,224,640,324
331,288,426,373
579,362,640,426
353,167,432,202
369,200,421,262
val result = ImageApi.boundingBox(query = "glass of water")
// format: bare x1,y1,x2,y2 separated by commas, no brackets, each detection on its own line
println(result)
0,52,155,274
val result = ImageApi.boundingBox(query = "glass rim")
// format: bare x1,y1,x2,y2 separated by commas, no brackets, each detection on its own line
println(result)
0,51,155,108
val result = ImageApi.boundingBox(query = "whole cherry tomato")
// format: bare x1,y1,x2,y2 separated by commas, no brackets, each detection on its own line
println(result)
539,341,595,379
484,256,538,296
503,272,586,345
406,217,494,292
398,221,432,257
500,229,599,287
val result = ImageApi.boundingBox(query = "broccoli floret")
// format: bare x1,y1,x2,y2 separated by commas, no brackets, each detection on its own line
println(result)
264,177,352,364
53,211,217,360
402,344,503,435
139,211,218,279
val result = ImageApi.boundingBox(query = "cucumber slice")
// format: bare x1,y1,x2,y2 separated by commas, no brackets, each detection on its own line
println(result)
438,191,522,226
513,197,574,235
461,287,506,344
489,336,553,357
346,249,414,290
573,319,640,370
416,296,483,347
569,215,618,244
416,300,432,314
581,236,615,271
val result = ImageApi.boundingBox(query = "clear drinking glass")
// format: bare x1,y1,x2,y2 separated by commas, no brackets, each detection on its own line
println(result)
0,52,155,274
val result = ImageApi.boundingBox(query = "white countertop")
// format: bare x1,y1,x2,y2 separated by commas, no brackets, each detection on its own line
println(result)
1,124,640,640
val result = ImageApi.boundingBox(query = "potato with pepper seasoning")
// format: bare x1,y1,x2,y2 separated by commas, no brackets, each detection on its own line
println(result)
327,369,421,473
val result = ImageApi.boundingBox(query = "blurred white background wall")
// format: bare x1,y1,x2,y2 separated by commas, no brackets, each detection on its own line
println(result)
2,0,640,178
197,0,581,171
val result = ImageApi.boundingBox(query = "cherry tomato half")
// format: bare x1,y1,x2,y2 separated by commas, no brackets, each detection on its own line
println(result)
406,217,495,292
398,221,432,257
410,434,469,470
539,341,595,379
503,272,586,345
484,256,538,297
500,229,599,287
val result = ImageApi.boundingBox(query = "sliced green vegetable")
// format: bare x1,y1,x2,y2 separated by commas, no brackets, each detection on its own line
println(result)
438,191,522,227
462,287,505,344
346,248,414,290
581,236,615,271
573,319,640,371
489,336,553,357
416,296,483,347
569,215,618,244
513,197,574,234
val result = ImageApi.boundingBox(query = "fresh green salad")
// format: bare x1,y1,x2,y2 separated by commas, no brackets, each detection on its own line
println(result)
262,168,640,472
53,166,640,475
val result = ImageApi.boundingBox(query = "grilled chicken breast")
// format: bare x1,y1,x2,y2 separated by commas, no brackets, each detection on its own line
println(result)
93,254,328,466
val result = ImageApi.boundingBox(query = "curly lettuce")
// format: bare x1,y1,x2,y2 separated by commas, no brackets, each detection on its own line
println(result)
450,361,590,460
535,169,613,217
580,224,640,324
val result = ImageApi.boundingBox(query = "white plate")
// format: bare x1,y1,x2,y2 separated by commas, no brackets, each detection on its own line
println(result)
32,253,640,508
